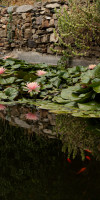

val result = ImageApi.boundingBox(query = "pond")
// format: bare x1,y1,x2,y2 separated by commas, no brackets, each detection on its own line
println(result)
0,104,100,200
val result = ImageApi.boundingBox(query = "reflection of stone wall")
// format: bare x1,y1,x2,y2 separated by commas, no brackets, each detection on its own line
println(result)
0,0,68,54
0,105,57,138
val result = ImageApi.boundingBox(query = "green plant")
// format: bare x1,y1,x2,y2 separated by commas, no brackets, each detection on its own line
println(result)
55,0,100,63
7,11,13,44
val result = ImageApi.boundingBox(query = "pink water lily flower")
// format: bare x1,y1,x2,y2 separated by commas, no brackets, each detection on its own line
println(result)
0,104,6,110
0,67,6,74
25,112,38,120
3,55,11,60
88,64,96,70
36,70,47,76
26,82,40,93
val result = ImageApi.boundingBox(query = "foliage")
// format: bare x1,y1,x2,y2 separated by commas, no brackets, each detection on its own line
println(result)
56,114,100,160
7,11,13,44
55,0,100,62
0,58,100,117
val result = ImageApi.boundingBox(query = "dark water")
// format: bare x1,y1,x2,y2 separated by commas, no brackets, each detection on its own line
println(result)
0,104,100,200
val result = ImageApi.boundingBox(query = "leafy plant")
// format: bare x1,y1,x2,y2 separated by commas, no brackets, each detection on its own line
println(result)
54,0,100,63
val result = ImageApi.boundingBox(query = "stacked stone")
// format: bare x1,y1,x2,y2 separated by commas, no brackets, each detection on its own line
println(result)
0,0,68,54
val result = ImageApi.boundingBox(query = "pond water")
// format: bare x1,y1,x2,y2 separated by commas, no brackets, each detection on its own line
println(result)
0,104,100,200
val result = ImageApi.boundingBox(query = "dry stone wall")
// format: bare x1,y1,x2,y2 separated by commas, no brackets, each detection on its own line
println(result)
0,0,100,59
0,0,68,54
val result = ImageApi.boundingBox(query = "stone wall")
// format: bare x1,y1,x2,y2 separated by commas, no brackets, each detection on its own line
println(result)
0,0,68,54
0,0,100,59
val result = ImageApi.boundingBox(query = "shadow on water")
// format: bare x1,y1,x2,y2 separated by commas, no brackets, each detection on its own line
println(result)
0,104,100,200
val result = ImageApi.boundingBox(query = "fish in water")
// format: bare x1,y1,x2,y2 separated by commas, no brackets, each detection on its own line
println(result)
67,158,72,163
84,149,92,153
77,167,86,174
86,156,91,161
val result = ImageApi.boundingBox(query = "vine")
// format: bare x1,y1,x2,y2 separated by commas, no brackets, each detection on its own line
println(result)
7,11,13,44
54,0,100,64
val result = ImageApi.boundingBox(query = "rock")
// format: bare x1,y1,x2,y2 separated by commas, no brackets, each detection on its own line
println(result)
53,14,57,19
43,129,52,134
45,16,51,20
24,29,32,38
2,25,6,29
47,45,54,54
46,27,53,32
28,40,37,48
32,29,36,34
32,34,38,40
46,3,60,9
14,117,30,129
50,33,58,42
42,19,49,28
0,30,6,37
36,16,43,25
41,35,48,43
22,13,26,19
7,6,17,13
11,43,15,48
16,5,34,13
50,18,55,26
22,23,30,29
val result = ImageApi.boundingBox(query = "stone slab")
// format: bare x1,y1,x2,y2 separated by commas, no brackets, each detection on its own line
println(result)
16,5,34,13
0,51,99,66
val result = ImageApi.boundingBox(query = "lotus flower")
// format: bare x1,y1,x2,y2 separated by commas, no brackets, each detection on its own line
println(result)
26,82,40,93
88,64,96,70
3,55,11,60
0,67,6,74
36,70,47,76
0,104,6,110
25,112,38,120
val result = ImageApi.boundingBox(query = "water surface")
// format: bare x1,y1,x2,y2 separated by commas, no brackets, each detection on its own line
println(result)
0,104,100,200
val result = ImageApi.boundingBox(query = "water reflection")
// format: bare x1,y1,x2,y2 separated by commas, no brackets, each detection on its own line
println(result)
0,104,100,200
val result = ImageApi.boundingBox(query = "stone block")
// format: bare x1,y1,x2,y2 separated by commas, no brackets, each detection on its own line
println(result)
28,40,37,48
42,20,49,28
46,3,60,9
46,28,53,33
36,16,43,25
50,33,58,42
0,30,6,37
16,5,34,13
24,29,32,38
41,35,48,43
50,19,55,26
22,13,26,19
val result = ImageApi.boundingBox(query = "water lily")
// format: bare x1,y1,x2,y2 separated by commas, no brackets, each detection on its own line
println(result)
3,55,11,60
88,64,96,70
36,70,47,76
26,82,40,93
0,67,6,74
0,104,6,110
25,112,38,120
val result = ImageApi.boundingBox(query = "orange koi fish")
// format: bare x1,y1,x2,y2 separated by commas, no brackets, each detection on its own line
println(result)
77,167,86,175
86,156,91,161
84,149,92,153
67,158,72,163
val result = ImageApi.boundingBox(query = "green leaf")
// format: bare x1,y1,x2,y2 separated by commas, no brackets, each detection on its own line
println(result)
4,60,15,66
4,87,18,100
78,101,100,111
61,85,80,100
93,85,100,93
11,64,21,69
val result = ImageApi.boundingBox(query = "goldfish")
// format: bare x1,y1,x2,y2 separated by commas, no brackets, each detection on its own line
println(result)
67,158,72,163
77,167,86,174
84,149,92,153
86,156,91,161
